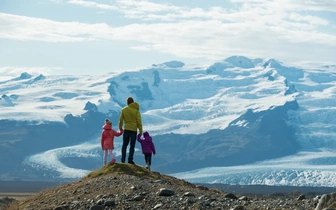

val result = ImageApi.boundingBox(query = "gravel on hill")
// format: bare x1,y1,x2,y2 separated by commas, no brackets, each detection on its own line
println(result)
2,163,336,210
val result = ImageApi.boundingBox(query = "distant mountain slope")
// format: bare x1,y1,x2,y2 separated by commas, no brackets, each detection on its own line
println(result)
153,100,300,173
0,56,335,186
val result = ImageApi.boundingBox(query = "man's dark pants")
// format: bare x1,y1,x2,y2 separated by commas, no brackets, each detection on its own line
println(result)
121,130,137,162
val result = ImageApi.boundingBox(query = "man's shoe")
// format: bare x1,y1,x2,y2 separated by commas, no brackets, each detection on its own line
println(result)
128,161,135,164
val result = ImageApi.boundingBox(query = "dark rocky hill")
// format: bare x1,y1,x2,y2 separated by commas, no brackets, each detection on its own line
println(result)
3,163,336,210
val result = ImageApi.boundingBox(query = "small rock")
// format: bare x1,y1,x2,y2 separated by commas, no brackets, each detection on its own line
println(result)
183,192,195,197
196,185,208,190
90,205,103,210
96,198,104,205
316,192,336,210
153,203,163,209
158,188,174,196
297,194,305,201
71,201,80,207
233,205,245,210
133,195,145,201
225,193,238,200
239,196,248,201
198,195,206,200
105,200,115,207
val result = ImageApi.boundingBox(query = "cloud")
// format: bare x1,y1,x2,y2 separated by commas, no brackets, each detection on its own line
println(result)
57,0,336,23
0,13,116,42
67,0,118,10
1,0,335,65
231,0,336,12
287,13,329,26
1,10,334,44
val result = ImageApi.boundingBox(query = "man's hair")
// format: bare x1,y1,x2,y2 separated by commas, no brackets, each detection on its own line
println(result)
127,97,134,105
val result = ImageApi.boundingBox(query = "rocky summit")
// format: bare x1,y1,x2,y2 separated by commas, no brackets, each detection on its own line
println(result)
2,163,336,210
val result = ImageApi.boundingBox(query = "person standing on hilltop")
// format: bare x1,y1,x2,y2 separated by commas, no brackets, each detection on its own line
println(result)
101,119,123,165
137,131,156,171
118,97,143,164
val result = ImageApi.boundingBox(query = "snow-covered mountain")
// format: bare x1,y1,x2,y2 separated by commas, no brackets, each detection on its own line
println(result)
1,56,336,187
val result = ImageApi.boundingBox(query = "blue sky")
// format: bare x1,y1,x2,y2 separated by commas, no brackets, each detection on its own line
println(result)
0,0,335,76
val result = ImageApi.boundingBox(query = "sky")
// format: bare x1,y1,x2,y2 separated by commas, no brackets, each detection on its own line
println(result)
0,0,335,76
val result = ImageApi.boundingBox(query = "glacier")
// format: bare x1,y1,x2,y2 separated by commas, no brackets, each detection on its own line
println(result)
1,56,336,187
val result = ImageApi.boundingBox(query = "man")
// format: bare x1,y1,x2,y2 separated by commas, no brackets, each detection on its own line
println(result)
118,97,143,164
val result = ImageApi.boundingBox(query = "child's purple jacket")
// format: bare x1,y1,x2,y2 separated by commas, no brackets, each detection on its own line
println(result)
137,131,156,154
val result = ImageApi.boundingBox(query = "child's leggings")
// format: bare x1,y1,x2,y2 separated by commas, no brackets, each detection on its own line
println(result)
144,153,152,165
103,149,115,164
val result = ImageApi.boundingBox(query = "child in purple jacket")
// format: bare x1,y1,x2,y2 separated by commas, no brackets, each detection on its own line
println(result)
137,131,156,170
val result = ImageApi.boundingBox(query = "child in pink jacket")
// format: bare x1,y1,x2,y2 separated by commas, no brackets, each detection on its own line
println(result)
101,119,123,165
137,131,156,170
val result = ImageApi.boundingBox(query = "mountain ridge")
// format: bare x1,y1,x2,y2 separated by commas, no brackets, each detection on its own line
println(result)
1,55,336,187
